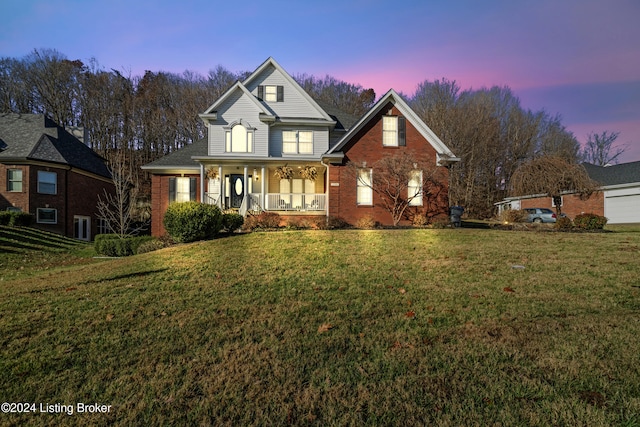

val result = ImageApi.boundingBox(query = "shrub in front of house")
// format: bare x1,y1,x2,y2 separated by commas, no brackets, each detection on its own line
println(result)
314,215,350,230
222,212,244,233
500,209,527,223
243,212,281,231
136,238,166,254
554,216,573,230
284,217,313,230
356,215,377,229
95,234,155,256
0,211,33,226
573,213,608,230
163,201,223,243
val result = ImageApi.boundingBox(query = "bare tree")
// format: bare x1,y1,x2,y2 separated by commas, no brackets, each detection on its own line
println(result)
581,130,625,166
510,156,599,216
347,151,447,226
97,150,148,237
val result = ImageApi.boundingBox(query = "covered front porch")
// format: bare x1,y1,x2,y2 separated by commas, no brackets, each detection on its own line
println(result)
198,161,327,216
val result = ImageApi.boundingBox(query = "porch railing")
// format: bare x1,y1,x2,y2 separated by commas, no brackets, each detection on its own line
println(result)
204,192,326,213
264,193,325,211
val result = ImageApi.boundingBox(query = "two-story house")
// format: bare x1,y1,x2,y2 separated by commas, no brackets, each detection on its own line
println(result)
0,113,114,240
142,58,459,235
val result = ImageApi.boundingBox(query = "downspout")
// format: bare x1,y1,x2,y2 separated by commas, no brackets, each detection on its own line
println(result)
261,166,266,211
199,163,205,203
65,167,69,237
321,159,330,219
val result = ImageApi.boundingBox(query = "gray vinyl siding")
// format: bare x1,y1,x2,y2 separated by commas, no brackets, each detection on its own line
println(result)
245,65,325,119
269,127,330,158
208,90,269,157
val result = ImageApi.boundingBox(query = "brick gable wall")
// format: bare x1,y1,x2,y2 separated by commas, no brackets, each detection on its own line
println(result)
328,104,450,226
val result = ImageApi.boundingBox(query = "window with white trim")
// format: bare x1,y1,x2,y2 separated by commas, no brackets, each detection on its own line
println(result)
37,208,57,224
382,115,406,147
169,177,196,203
7,169,22,192
283,130,313,154
225,123,254,153
37,171,57,194
408,170,423,206
552,196,563,207
356,168,373,205
258,85,284,102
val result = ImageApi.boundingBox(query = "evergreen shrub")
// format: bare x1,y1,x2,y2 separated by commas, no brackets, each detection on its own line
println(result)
163,201,222,243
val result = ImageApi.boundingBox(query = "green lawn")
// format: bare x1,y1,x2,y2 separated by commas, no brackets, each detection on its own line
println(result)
1,228,640,426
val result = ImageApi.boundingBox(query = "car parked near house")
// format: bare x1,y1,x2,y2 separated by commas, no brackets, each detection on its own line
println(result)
524,208,557,223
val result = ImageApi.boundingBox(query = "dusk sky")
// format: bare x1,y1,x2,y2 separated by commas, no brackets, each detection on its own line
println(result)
2,0,639,162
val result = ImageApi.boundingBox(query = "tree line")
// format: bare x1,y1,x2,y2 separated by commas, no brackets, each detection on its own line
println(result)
0,48,618,218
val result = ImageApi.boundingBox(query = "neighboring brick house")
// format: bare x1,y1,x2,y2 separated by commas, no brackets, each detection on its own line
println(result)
496,161,640,224
0,114,114,240
142,58,459,235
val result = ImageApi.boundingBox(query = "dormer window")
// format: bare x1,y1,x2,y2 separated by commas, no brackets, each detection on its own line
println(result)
382,115,406,147
258,85,284,102
225,121,255,153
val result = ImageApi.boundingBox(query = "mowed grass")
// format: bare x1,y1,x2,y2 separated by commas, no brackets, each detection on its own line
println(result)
1,228,640,426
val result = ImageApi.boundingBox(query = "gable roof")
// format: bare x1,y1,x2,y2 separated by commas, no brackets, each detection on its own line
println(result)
200,57,335,126
200,81,272,122
243,57,334,122
324,89,459,165
583,161,640,187
0,113,111,178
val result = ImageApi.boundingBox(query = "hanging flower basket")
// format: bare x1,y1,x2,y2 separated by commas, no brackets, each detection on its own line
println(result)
300,165,318,181
206,168,218,180
274,164,294,180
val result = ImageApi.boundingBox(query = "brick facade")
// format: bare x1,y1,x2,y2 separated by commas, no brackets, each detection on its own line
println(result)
1,163,114,239
150,174,202,237
328,103,450,226
519,192,605,218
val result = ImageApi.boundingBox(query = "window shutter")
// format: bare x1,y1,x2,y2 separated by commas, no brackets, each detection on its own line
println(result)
190,178,197,201
258,85,264,100
398,116,406,146
277,85,284,102
169,177,176,203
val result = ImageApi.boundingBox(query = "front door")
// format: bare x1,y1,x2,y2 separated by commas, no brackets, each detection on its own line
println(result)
230,174,244,208
74,215,91,241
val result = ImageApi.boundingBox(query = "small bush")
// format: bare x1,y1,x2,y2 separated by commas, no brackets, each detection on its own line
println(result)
501,209,527,223
315,216,350,230
412,214,428,228
355,215,377,229
222,212,244,233
163,201,223,243
554,216,573,230
0,211,33,226
0,212,11,225
284,217,313,230
136,238,166,254
573,213,608,230
243,212,281,231
95,234,154,257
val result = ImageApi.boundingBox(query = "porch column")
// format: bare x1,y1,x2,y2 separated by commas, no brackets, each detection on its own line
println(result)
199,163,205,203
218,165,224,209
243,166,249,208
261,166,266,210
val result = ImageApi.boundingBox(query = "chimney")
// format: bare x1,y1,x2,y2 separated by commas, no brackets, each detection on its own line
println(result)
66,126,89,146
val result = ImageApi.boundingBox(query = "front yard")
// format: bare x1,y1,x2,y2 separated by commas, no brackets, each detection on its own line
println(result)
1,228,639,425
